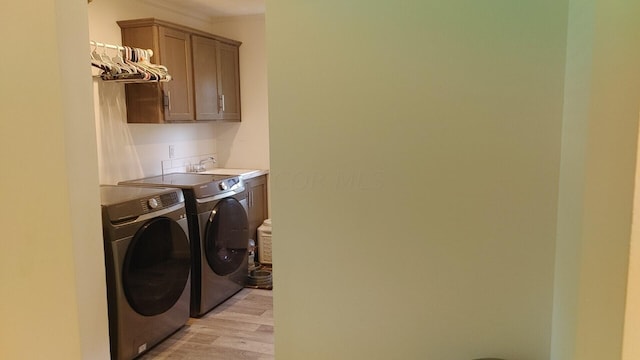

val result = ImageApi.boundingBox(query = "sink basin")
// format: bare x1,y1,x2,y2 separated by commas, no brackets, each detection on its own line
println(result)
201,168,263,179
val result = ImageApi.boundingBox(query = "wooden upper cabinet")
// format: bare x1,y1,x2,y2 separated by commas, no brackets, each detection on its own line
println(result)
192,36,241,121
117,18,242,123
217,42,241,121
192,35,220,121
118,22,164,123
158,27,194,122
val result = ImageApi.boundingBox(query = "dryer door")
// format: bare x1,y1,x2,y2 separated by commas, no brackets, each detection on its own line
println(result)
122,217,190,316
204,197,249,276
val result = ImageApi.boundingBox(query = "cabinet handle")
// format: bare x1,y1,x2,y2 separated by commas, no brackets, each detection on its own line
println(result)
221,94,225,112
164,90,172,111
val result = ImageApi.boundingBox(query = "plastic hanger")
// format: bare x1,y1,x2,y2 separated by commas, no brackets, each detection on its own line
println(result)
90,42,107,71
139,49,170,81
133,48,162,81
99,43,120,74
123,47,147,79
111,47,135,74
91,42,171,82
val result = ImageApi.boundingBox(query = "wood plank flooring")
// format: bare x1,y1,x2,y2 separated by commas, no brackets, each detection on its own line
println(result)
140,288,274,359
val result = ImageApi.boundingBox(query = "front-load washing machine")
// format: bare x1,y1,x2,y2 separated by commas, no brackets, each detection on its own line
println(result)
100,185,191,360
120,173,249,317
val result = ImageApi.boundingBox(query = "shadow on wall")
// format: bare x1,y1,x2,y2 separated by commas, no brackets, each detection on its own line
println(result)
94,80,144,184
213,121,241,167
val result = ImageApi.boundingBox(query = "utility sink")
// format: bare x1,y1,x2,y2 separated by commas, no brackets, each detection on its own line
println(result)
200,168,266,180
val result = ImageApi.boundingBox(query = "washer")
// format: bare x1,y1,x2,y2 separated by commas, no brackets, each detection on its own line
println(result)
100,185,191,360
120,173,249,317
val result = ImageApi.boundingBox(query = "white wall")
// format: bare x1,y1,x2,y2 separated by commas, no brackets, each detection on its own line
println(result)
268,1,568,359
0,1,109,359
210,15,270,169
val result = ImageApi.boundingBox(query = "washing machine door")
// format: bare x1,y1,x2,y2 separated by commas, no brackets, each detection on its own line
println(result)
122,217,190,316
205,197,249,276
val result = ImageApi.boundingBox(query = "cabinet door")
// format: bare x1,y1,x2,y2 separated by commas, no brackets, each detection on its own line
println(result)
246,175,268,241
216,42,241,121
192,35,221,121
158,27,194,122
120,25,164,123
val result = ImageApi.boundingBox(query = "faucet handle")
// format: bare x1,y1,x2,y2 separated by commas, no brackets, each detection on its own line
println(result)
197,156,216,171
199,156,216,165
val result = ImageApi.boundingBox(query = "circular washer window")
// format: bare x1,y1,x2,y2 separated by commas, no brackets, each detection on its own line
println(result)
122,217,190,316
205,198,249,276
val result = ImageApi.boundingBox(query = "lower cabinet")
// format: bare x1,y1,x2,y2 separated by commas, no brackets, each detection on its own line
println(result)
245,175,268,242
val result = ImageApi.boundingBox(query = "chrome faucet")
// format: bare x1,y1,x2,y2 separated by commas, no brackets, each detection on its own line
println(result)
193,156,216,172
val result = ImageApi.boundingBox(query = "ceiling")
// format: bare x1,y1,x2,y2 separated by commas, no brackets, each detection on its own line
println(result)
140,0,265,19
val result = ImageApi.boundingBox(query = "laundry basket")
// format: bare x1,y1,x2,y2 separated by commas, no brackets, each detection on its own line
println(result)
257,219,272,264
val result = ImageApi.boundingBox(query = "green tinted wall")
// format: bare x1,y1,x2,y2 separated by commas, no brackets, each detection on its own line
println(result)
268,1,571,359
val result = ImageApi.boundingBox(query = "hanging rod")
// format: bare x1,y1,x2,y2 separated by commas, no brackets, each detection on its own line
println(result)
89,41,155,58
90,40,124,51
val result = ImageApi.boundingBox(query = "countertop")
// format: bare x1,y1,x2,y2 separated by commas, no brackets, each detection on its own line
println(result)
201,168,269,180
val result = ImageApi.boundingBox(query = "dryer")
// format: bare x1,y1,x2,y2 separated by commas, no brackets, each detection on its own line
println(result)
120,173,249,317
100,185,191,360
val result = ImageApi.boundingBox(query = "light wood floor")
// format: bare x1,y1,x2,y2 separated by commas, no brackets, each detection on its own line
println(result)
140,288,274,359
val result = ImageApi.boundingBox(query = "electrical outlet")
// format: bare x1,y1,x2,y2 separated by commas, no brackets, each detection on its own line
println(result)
169,145,175,159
